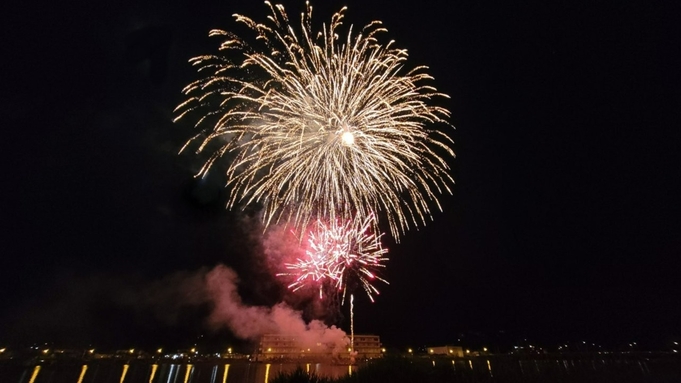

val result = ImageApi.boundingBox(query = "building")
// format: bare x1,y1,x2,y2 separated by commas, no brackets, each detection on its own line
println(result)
256,334,336,361
255,334,383,361
427,346,464,358
351,335,382,359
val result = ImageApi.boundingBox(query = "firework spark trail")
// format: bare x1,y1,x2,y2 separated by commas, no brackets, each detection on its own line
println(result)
277,213,388,302
175,1,455,240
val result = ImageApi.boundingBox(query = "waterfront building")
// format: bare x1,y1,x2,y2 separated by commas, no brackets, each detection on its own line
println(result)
426,346,464,357
255,334,382,361
351,335,382,359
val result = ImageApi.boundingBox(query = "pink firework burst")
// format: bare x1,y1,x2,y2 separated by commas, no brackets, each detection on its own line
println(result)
278,213,389,302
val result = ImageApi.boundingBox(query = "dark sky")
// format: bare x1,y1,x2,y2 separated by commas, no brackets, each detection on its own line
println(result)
1,0,680,351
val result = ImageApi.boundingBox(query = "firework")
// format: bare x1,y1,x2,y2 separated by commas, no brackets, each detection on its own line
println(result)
175,1,455,240
278,213,389,302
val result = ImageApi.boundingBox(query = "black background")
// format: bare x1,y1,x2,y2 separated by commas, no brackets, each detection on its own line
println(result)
1,0,679,351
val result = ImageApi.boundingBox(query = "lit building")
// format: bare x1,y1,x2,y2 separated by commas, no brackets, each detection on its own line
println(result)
256,334,336,361
255,334,382,361
426,346,464,357
351,335,382,359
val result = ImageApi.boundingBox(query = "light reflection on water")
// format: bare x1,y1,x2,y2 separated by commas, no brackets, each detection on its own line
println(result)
120,364,129,383
76,365,87,383
264,364,270,383
148,364,157,383
183,364,193,383
4,357,664,383
27,365,40,383
222,364,229,383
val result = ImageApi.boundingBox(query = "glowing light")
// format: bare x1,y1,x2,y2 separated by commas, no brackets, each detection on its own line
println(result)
0,348,5,353
77,365,88,383
483,347,488,352
28,366,41,383
223,365,230,383
175,2,455,241
341,131,355,146
227,347,232,354
183,365,193,383
350,294,355,353
264,364,271,383
278,213,388,301
42,349,49,354
149,364,158,383
120,364,129,383
157,348,163,354
408,348,413,353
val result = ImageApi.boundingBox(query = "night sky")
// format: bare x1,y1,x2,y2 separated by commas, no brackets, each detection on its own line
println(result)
2,0,680,351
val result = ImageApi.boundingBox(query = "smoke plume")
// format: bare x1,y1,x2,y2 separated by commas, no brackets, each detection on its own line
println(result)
206,265,348,353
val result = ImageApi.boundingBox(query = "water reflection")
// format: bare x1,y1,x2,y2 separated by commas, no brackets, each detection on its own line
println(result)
183,364,194,383
167,364,179,383
149,364,158,383
28,365,40,383
223,364,230,383
120,364,129,383
7,357,675,383
77,365,88,383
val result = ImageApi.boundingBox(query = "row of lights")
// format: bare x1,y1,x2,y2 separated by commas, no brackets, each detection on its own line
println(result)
3,342,679,356
0,346,234,356
409,348,487,355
